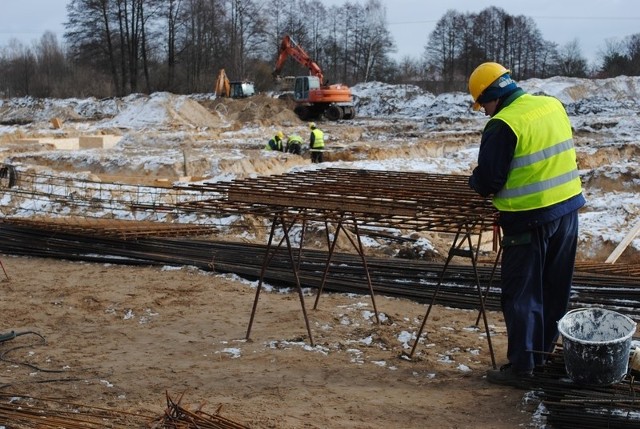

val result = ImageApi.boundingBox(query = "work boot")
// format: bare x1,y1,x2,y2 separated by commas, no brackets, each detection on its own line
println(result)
486,363,534,389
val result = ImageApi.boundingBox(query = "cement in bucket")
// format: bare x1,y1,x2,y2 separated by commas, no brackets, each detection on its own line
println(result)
558,308,637,385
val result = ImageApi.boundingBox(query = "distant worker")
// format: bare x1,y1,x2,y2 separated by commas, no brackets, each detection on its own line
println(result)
286,133,304,155
309,122,324,163
467,62,585,388
265,131,285,152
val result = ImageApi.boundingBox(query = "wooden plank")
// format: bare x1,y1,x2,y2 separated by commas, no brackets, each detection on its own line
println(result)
605,219,640,264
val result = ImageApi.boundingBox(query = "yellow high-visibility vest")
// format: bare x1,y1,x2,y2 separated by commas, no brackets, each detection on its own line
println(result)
287,134,303,144
311,129,324,149
490,94,582,211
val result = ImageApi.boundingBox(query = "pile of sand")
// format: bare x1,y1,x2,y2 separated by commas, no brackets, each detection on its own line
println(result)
101,92,228,130
202,94,301,127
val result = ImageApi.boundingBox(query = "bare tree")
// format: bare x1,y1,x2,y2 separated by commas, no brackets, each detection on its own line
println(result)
598,34,640,77
0,40,37,97
393,55,424,84
624,34,640,75
226,0,266,78
352,0,394,83
472,7,507,64
65,0,121,94
33,32,69,97
554,39,588,77
113,0,154,93
424,10,464,84
179,0,224,91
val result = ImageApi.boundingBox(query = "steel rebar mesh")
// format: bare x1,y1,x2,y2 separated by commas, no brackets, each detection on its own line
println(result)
180,168,498,233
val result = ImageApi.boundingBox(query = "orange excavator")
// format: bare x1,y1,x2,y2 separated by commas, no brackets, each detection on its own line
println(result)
273,35,356,121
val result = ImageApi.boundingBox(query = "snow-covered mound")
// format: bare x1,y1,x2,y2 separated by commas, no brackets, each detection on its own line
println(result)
99,92,224,130
0,75,638,261
521,75,640,105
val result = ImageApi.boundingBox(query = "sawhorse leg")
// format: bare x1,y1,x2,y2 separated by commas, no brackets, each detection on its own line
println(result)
0,257,9,281
407,226,496,368
313,214,380,324
246,213,315,346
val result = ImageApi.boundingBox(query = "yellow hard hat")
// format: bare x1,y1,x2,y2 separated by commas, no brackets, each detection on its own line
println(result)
276,131,284,139
468,62,510,111
309,122,316,129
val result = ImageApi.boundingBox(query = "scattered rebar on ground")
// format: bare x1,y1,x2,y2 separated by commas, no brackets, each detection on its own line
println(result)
0,392,248,429
149,391,249,429
0,393,155,428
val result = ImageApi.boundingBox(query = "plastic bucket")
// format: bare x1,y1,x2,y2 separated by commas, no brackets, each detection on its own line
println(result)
557,308,637,385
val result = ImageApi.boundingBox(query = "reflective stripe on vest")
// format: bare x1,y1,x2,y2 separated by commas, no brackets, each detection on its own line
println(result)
491,94,582,211
311,129,324,148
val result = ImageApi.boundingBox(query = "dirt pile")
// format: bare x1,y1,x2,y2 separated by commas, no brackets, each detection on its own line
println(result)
200,94,301,127
103,92,227,129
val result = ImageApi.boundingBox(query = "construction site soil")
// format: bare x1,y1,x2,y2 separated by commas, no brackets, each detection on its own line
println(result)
0,92,638,428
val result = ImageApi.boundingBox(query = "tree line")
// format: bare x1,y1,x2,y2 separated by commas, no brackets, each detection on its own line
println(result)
0,0,637,99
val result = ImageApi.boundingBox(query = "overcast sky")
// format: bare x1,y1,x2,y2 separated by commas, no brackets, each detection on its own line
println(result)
1,0,639,66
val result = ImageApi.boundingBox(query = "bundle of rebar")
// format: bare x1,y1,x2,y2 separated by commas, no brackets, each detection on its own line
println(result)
2,216,218,239
529,348,640,429
0,221,638,320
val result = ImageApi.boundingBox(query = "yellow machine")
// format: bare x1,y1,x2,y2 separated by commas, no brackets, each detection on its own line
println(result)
214,69,255,98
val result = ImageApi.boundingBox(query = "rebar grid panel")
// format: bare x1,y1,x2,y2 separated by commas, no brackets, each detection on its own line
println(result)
0,217,217,239
0,167,215,220
182,168,498,233
0,166,498,233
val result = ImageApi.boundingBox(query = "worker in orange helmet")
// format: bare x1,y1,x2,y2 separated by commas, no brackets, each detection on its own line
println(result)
265,131,285,152
468,62,585,388
308,122,324,163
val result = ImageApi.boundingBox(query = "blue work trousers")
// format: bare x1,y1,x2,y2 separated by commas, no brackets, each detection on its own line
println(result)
500,210,579,372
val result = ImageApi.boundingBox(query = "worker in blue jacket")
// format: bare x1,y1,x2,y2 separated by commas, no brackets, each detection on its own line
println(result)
468,62,586,388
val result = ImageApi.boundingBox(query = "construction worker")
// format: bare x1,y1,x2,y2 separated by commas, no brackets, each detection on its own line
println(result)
265,131,285,152
467,62,585,388
286,133,303,155
309,122,324,163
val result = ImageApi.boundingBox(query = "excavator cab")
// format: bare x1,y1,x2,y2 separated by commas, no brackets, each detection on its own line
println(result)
230,81,255,98
294,76,319,101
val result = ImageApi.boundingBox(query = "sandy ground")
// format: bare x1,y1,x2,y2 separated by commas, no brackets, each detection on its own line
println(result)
0,254,534,428
0,90,638,428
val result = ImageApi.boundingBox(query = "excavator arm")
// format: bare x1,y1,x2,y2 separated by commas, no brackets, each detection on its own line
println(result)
214,68,230,97
273,35,324,85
